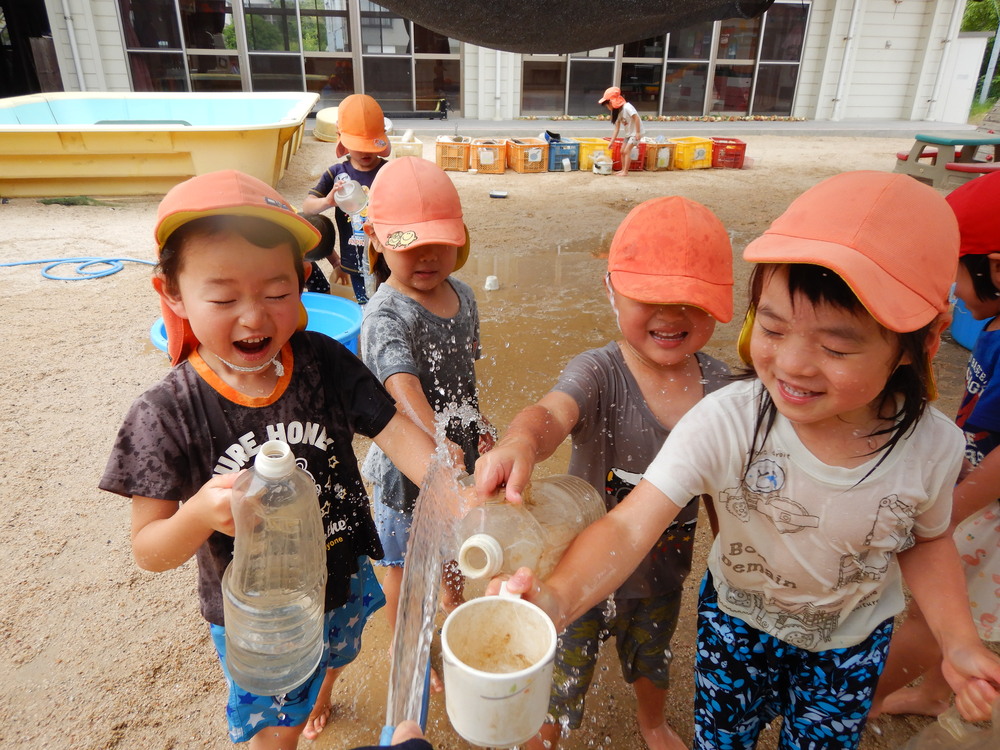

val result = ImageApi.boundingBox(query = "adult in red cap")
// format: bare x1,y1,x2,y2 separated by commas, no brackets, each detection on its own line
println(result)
599,85,642,175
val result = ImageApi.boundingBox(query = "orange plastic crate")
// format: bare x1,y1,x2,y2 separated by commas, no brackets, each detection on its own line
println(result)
470,139,506,173
608,137,646,172
711,137,747,169
644,142,674,171
506,138,548,173
435,136,471,171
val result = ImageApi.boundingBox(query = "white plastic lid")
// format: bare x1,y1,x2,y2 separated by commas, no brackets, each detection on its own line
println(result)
457,533,503,579
253,440,295,479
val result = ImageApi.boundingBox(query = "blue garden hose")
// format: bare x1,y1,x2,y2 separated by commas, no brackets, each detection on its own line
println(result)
0,257,155,280
380,656,433,745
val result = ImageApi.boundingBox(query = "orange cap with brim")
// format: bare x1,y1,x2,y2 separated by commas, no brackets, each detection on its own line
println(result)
743,171,958,333
607,196,734,323
946,170,1000,257
335,94,391,159
153,169,322,366
598,86,626,108
366,156,469,273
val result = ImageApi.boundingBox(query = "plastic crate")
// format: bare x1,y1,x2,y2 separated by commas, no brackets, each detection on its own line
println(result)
435,136,471,171
506,138,548,173
644,142,675,171
576,137,611,171
389,135,424,159
711,137,747,169
669,136,713,170
609,138,646,172
546,138,579,171
470,138,506,173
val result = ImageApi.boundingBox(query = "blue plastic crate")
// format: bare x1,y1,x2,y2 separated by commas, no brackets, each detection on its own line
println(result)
547,139,579,171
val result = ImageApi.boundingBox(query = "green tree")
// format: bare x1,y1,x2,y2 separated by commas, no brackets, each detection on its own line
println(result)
964,0,1000,100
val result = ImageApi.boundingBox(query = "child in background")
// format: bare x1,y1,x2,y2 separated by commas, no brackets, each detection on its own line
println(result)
301,93,390,304
599,86,642,176
100,170,443,749
298,212,347,295
497,172,1000,748
360,157,492,674
871,171,1000,719
475,196,734,750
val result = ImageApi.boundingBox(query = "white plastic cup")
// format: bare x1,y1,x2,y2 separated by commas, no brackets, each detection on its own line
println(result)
484,275,500,291
441,585,557,748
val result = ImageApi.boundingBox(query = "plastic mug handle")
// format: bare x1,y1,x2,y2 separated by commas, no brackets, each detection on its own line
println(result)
499,580,521,600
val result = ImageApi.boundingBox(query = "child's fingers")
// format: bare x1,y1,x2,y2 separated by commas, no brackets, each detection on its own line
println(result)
953,677,1000,723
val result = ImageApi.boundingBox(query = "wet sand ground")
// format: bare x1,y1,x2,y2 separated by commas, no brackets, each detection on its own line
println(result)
0,132,986,749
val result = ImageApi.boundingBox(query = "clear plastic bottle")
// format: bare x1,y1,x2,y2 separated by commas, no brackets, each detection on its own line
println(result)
455,475,607,581
222,440,327,696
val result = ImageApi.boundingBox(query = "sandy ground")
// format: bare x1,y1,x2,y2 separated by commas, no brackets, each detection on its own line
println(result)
0,132,986,749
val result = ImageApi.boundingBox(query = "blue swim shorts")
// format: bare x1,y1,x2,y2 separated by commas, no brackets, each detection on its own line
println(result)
210,556,385,743
372,484,410,566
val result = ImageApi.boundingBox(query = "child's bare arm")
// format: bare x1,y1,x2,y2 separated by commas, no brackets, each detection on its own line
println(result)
131,472,240,572
952,448,1000,523
899,534,1000,720
372,411,444,490
474,391,580,503
301,193,333,215
495,478,683,630
384,372,438,437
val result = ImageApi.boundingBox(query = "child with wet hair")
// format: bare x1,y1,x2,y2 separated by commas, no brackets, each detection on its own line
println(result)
359,156,493,684
871,171,1000,720
476,196,734,750
495,172,1000,749
100,170,441,749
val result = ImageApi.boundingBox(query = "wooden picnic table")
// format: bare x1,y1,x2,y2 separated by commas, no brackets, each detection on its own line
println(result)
893,131,1000,188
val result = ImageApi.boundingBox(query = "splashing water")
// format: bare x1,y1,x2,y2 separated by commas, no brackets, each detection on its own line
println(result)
383,404,485,731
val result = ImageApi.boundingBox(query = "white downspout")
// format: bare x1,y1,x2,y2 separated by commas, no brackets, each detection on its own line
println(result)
832,0,863,121
927,0,966,120
495,49,503,120
60,0,86,91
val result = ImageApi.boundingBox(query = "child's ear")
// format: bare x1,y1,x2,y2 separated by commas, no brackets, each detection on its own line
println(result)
303,262,312,283
152,275,188,319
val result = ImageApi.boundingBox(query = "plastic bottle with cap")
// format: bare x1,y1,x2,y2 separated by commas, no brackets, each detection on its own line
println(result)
221,440,327,696
455,475,607,581
332,179,368,216
332,179,373,296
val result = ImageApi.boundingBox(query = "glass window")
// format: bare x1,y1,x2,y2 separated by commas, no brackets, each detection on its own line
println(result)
667,22,712,60
416,58,458,106
621,62,662,113
189,53,242,91
716,18,760,61
127,51,187,91
248,53,303,90
306,58,354,106
567,59,613,114
622,36,665,59
760,2,807,62
300,0,350,53
413,21,458,54
521,60,567,114
571,47,615,59
753,64,797,115
242,1,300,52
662,62,707,114
712,64,754,113
360,2,410,54
118,0,181,49
362,56,412,104
179,0,231,51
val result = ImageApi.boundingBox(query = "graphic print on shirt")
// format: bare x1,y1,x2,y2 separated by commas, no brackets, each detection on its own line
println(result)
719,457,819,533
837,493,913,589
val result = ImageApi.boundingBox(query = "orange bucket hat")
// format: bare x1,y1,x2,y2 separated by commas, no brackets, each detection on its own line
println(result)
335,94,391,158
607,196,734,323
598,86,626,108
366,156,470,272
153,170,321,366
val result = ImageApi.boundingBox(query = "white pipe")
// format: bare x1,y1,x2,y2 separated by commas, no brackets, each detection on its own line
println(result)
60,0,86,91
495,49,502,120
832,0,863,121
927,0,966,120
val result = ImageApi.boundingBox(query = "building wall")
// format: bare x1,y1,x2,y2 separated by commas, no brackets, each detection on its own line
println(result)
44,0,129,91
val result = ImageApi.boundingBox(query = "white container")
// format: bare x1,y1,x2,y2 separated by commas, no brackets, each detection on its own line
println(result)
456,474,606,580
592,152,613,175
332,178,367,215
222,440,327,696
484,275,500,291
441,586,557,748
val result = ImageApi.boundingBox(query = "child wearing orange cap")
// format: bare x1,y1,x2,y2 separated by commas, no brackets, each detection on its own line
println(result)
497,172,1000,749
475,196,734,750
599,86,642,176
358,157,493,670
870,171,1000,721
302,93,391,304
100,170,443,749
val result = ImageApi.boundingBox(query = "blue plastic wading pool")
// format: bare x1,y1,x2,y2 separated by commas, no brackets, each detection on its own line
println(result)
150,292,363,356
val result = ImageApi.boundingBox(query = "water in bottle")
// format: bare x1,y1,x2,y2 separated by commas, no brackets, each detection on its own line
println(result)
222,440,327,696
455,474,606,581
